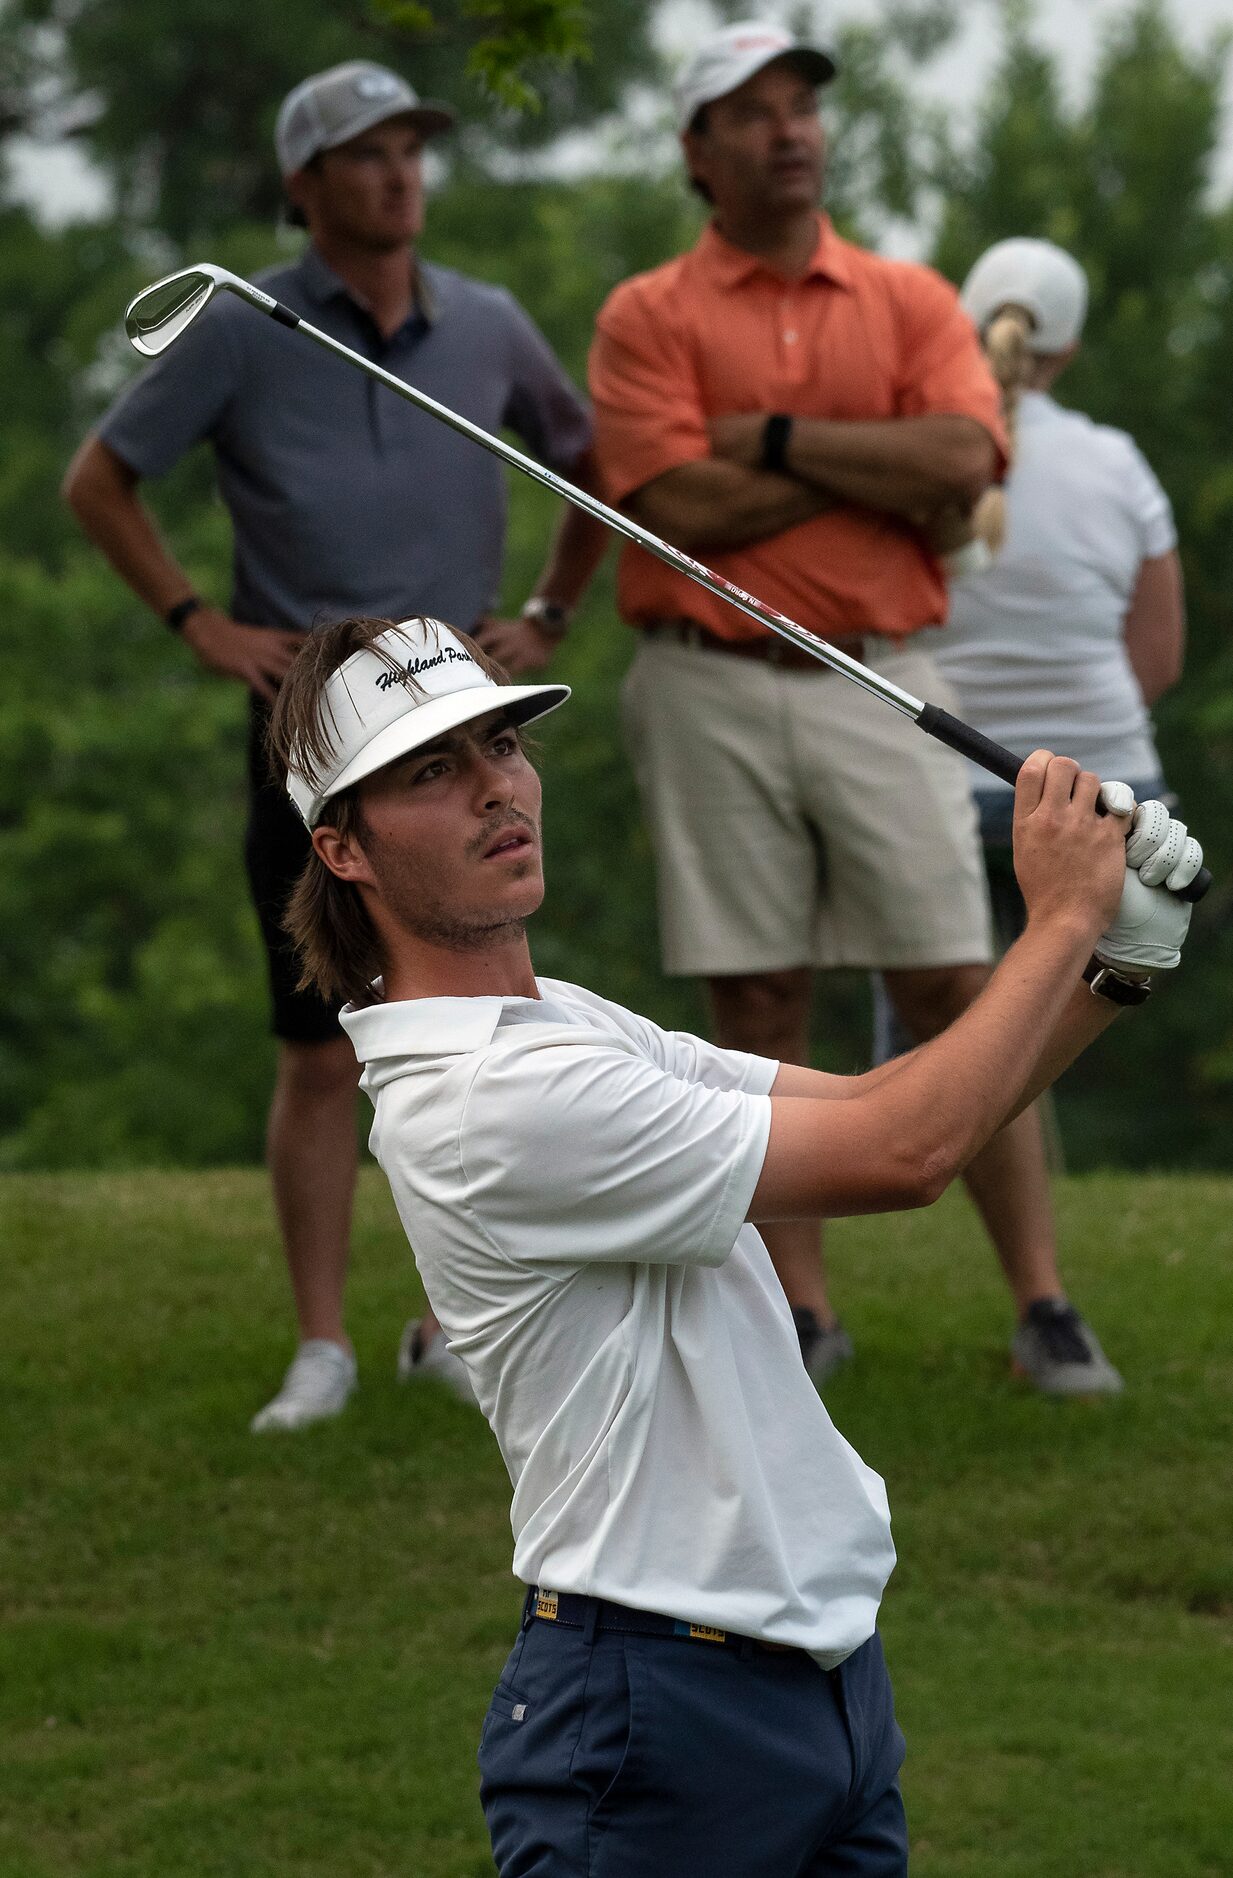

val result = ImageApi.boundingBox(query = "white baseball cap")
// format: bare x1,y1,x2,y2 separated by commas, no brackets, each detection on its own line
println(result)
961,238,1089,353
674,20,837,134
275,61,455,177
286,619,569,829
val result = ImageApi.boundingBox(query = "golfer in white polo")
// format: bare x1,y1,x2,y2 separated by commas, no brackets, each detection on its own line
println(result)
269,613,1200,1875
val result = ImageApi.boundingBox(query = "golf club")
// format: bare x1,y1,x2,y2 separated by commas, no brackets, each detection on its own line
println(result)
125,262,1210,903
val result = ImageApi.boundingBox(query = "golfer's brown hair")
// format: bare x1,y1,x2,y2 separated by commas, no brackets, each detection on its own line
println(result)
267,616,509,1005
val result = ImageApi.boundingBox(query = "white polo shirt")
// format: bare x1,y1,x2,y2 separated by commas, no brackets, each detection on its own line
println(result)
341,976,895,1667
932,391,1176,784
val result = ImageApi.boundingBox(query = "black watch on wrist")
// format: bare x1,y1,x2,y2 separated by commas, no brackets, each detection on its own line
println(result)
1083,957,1152,1006
761,413,794,474
165,595,205,633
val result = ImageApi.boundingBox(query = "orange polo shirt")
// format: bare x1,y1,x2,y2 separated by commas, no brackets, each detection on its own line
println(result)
588,215,1007,642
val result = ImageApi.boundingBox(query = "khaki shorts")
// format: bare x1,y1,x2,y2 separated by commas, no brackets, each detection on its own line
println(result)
620,632,993,976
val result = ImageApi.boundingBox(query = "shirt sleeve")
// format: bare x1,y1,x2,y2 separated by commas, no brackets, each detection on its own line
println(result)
458,1037,772,1271
893,264,1009,467
97,298,241,479
588,281,711,504
1114,433,1177,559
499,293,593,470
617,1013,779,1095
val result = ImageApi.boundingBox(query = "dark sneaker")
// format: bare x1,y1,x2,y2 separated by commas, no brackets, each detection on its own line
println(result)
1011,1298,1124,1396
793,1308,855,1389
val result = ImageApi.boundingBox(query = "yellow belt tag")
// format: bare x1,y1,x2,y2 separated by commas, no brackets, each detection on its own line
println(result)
689,1624,727,1643
535,1590,559,1622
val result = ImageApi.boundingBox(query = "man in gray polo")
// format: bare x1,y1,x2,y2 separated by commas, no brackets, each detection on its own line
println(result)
63,60,606,1433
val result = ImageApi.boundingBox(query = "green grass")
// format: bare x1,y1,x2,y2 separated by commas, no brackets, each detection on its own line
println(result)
2,1169,1232,1876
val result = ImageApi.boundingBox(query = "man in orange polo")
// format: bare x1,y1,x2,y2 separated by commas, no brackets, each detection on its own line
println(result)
577,21,1123,1395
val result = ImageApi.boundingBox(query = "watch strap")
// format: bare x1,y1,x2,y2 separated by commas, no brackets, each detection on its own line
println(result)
165,595,205,633
761,413,794,475
1083,957,1152,1006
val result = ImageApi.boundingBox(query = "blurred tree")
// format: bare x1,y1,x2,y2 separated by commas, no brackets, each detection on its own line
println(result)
4,0,656,241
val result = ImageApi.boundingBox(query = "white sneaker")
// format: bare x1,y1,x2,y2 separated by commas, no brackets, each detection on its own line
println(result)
397,1319,478,1406
250,1340,358,1433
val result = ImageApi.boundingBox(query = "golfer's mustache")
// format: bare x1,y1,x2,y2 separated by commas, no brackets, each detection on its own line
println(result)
466,809,536,860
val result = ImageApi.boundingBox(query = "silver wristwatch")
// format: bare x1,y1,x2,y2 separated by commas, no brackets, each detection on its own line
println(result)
520,596,572,642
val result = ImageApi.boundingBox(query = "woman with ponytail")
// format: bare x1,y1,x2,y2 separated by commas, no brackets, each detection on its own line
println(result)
933,237,1186,944
874,239,1186,1392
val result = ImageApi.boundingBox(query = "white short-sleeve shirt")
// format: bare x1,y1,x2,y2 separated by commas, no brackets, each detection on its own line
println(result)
340,977,895,1667
932,391,1176,784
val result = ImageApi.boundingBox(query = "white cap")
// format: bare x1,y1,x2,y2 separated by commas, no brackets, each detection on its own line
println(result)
286,619,569,829
961,238,1089,353
275,61,455,177
674,20,837,134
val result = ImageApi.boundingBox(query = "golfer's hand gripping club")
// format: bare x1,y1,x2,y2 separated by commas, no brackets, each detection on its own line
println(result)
123,262,1212,906
916,705,1211,904
1093,787,1200,971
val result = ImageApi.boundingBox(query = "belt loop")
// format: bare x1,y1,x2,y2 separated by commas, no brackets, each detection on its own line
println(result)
737,1635,755,1662
582,1598,601,1646
521,1587,536,1631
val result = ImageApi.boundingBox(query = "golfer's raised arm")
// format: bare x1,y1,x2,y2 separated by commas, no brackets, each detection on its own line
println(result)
751,755,1195,1222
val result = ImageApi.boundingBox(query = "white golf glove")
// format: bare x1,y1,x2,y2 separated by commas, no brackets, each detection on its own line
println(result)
1094,784,1203,973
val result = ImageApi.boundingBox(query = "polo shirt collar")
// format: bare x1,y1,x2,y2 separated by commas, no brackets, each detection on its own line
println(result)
341,989,550,1065
297,245,439,326
698,213,853,290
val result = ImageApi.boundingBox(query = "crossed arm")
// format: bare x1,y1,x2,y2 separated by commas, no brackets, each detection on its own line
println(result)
626,413,998,553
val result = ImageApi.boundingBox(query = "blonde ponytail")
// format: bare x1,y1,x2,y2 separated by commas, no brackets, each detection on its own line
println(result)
968,304,1035,555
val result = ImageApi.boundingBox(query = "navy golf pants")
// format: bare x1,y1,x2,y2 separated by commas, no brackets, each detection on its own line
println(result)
479,1613,908,1876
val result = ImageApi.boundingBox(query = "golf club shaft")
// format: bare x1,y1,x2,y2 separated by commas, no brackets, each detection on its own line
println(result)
141,270,1213,901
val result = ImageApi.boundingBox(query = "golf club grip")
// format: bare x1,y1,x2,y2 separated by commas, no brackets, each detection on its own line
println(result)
917,704,1211,904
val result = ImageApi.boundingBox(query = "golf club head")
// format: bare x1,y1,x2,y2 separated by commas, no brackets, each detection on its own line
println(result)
124,264,235,356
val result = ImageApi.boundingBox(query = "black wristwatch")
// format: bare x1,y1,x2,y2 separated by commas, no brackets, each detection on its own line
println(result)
1083,957,1152,1006
761,413,794,474
165,595,205,633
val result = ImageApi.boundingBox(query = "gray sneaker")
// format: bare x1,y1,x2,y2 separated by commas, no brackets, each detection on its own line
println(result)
1011,1299,1124,1396
397,1319,478,1406
793,1308,855,1389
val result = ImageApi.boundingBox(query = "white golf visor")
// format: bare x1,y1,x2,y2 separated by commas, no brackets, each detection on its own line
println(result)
286,619,569,828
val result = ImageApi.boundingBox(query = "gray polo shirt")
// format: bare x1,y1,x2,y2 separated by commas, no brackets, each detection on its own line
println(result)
99,247,593,632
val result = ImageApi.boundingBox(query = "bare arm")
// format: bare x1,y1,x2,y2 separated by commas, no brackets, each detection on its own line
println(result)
771,974,1115,1119
525,450,611,609
750,755,1128,1222
63,434,200,618
474,450,613,672
62,434,303,702
1123,550,1185,706
624,457,833,553
709,413,997,524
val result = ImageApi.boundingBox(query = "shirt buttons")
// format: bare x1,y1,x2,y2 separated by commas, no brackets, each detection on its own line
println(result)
784,330,798,344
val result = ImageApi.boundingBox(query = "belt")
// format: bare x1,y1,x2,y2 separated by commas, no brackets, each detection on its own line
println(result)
523,1587,797,1657
642,617,867,671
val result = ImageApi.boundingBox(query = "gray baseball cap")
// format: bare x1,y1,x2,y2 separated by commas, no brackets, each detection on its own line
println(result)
675,21,837,134
276,61,455,176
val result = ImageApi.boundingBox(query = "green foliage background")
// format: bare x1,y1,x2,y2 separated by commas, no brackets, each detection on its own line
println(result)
0,0,1230,1170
